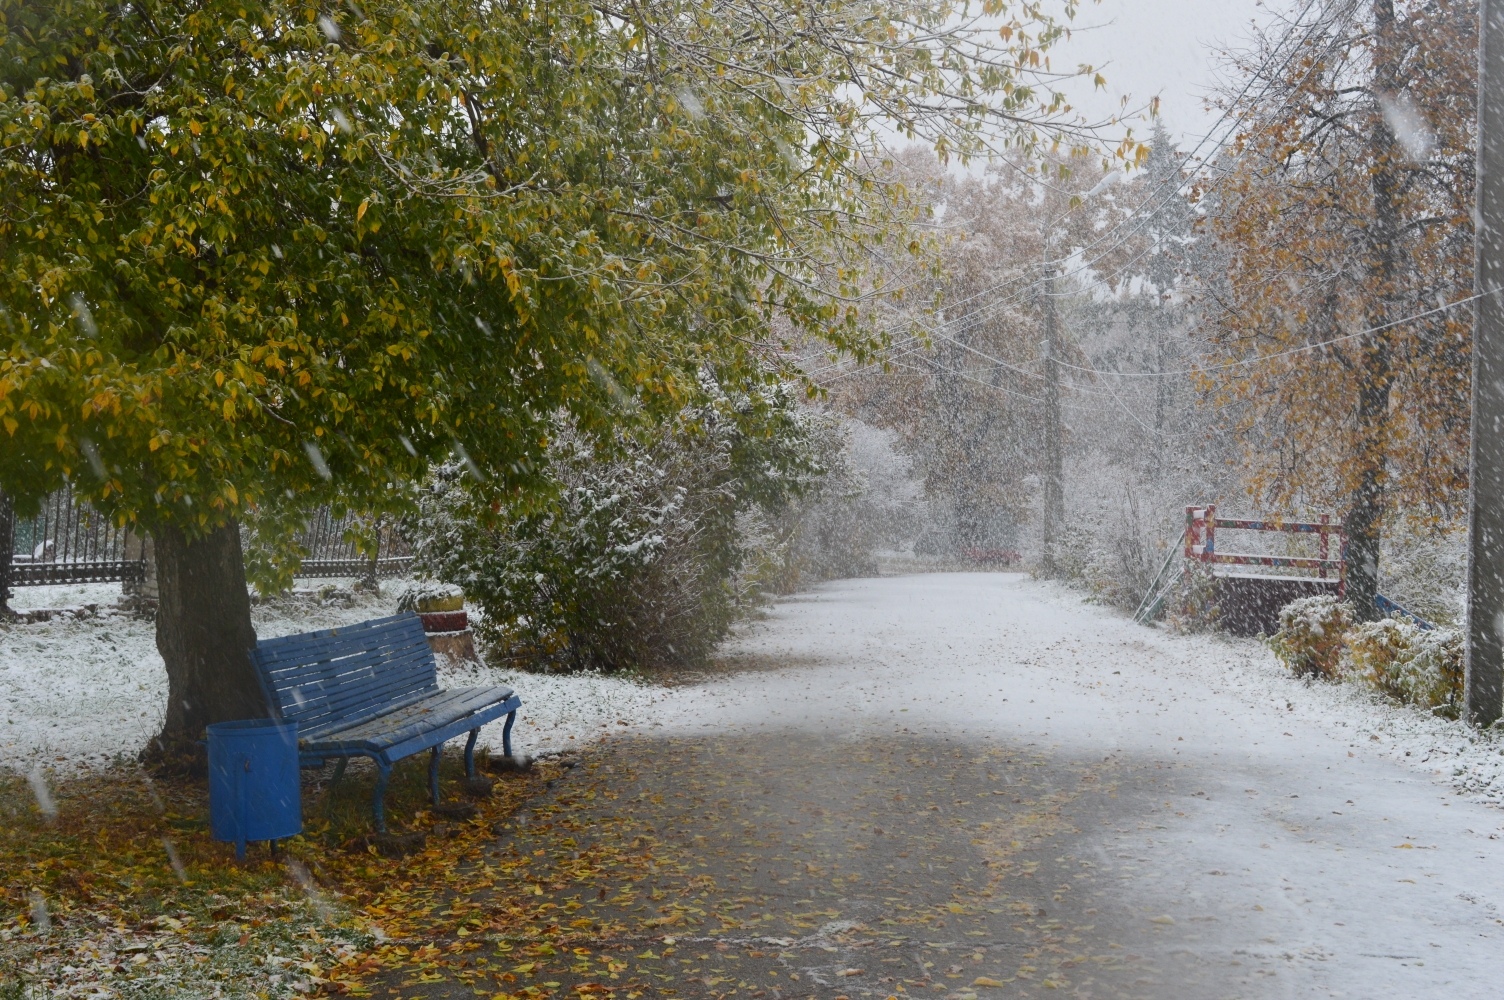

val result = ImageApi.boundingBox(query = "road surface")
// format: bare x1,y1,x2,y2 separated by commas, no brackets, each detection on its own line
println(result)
423,573,1504,1000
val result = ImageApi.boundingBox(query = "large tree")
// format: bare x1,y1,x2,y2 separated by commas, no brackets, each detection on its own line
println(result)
0,0,1095,742
1200,0,1476,620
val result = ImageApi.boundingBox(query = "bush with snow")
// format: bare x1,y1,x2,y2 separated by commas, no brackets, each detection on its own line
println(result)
1267,595,1351,679
1344,617,1462,718
406,381,823,673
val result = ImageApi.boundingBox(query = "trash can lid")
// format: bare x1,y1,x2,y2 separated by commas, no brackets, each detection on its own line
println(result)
206,718,297,736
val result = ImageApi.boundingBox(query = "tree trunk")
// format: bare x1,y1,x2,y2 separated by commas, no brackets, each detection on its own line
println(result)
154,520,264,742
1345,400,1389,621
1348,0,1403,623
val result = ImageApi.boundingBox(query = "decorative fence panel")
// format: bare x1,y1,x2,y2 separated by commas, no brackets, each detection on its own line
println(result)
6,490,144,587
0,488,414,597
294,508,415,579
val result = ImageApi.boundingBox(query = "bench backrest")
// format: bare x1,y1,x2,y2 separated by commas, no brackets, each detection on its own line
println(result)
252,613,439,738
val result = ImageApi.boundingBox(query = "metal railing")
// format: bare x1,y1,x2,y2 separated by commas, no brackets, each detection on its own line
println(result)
5,490,144,587
0,488,413,598
1184,505,1346,587
294,508,414,579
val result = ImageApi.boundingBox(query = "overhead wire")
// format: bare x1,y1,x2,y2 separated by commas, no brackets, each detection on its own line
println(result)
909,0,1342,336
1054,291,1483,380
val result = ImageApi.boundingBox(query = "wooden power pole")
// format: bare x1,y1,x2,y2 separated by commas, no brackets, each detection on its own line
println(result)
1466,0,1504,726
1041,266,1064,573
0,490,12,616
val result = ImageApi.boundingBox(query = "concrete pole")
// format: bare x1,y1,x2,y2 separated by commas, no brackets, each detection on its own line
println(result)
1466,0,1504,726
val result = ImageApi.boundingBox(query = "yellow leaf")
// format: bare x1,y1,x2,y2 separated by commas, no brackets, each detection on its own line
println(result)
357,199,369,222
972,978,1005,988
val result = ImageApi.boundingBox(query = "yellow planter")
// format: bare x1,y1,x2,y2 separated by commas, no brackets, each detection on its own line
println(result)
415,593,464,613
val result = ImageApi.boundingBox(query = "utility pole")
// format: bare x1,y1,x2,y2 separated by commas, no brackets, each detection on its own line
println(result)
0,490,12,616
1466,0,1504,726
1041,265,1064,574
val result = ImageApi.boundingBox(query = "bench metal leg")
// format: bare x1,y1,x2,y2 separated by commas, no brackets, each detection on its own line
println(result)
372,761,392,833
463,729,480,779
428,745,442,807
502,710,516,758
326,758,348,815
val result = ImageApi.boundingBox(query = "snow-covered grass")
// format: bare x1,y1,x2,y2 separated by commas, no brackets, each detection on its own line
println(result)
6,582,125,613
1,580,665,770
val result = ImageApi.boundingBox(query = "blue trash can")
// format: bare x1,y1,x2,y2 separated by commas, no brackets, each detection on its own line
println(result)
207,718,302,860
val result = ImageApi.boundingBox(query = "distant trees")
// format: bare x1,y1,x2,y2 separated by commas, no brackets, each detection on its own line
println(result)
1200,0,1476,620
831,153,1096,557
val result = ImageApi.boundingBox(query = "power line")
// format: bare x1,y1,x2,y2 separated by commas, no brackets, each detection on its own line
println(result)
1055,291,1482,380
923,0,1344,330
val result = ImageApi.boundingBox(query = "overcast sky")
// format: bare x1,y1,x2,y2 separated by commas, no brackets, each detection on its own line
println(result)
1052,0,1273,153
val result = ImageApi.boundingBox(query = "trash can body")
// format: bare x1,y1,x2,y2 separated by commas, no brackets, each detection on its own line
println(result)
207,718,302,858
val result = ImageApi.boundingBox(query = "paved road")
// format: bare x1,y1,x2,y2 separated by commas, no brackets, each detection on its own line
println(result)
406,574,1504,1000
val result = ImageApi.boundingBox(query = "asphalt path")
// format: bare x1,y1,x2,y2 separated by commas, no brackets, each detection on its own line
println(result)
398,573,1504,1000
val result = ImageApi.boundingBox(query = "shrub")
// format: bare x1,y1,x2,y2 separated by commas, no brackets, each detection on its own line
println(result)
1344,617,1416,698
1345,618,1462,718
406,383,822,672
1267,595,1351,678
1163,562,1222,633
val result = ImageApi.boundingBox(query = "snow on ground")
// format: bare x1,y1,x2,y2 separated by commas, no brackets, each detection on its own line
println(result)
647,572,1504,807
627,573,1504,999
6,582,124,612
7,570,1504,796
0,580,664,768
10,570,1504,992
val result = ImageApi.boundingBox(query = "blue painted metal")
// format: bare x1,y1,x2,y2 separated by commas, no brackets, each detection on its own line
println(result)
1376,593,1436,630
251,612,522,832
463,729,480,778
206,718,302,860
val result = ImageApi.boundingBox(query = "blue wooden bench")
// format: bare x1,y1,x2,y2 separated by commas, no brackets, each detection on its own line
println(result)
251,612,521,831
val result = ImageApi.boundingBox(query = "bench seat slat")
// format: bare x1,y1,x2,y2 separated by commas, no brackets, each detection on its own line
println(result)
304,686,518,759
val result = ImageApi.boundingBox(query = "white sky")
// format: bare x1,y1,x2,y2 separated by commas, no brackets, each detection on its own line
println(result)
1052,0,1273,151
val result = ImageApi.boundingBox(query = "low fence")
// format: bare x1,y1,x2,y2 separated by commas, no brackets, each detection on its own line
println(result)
293,507,415,579
0,489,414,602
2,490,145,588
